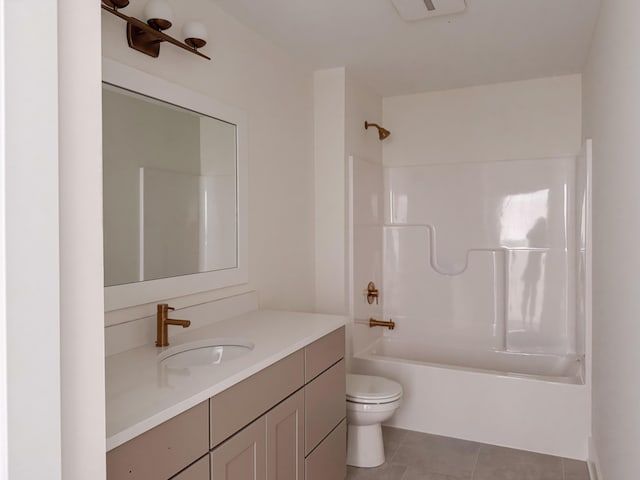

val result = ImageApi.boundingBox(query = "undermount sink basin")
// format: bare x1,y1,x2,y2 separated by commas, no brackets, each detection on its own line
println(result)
158,337,254,369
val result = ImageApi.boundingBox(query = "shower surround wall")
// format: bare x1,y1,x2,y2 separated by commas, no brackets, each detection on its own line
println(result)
348,75,588,458
385,156,577,356
348,156,384,356
349,148,591,458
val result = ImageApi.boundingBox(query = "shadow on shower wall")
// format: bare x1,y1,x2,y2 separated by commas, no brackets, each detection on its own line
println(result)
350,154,588,357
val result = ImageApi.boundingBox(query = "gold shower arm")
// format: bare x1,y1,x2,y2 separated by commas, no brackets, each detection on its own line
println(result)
365,121,391,140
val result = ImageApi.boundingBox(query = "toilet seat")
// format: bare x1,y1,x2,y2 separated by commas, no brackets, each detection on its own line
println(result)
346,374,403,404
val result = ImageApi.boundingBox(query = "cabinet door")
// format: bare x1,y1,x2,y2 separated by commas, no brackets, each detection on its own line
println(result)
266,391,304,480
304,359,345,455
211,417,266,480
172,456,209,480
305,420,346,480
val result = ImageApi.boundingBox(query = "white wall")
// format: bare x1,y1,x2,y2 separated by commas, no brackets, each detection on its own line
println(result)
346,72,383,166
0,3,7,477
348,157,384,362
1,1,105,478
314,68,347,314
59,1,106,479
582,1,640,478
383,75,582,166
3,0,63,478
314,68,382,316
102,0,315,321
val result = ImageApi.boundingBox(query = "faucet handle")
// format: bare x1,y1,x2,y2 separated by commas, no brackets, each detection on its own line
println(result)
366,281,379,305
157,303,175,313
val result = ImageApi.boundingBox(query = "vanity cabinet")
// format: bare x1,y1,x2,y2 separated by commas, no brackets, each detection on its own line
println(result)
266,390,305,480
305,420,347,480
210,389,305,480
107,327,345,480
303,328,346,480
210,351,304,448
211,417,267,480
304,360,345,455
106,401,209,480
172,456,210,480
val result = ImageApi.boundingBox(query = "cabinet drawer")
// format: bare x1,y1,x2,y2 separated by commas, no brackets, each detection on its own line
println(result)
211,417,266,480
107,401,209,480
171,455,209,480
304,420,346,480
210,350,304,448
304,359,345,455
304,327,345,382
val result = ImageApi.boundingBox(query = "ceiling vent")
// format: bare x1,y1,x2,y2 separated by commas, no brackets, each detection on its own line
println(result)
391,0,466,21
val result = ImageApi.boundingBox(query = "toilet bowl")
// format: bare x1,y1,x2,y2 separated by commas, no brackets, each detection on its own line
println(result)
346,374,403,468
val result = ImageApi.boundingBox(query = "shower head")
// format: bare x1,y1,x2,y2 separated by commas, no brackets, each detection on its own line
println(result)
365,121,391,141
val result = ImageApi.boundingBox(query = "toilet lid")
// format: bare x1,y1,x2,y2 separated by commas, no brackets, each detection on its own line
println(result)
346,374,403,404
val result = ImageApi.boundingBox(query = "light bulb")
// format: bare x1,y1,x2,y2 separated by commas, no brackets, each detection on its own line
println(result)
102,0,130,8
143,0,174,30
182,21,208,49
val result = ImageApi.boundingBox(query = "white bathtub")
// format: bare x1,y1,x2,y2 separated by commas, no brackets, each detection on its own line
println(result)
351,335,589,460
367,337,584,384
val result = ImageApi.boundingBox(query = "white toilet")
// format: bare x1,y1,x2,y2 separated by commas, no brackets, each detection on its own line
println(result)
346,374,403,468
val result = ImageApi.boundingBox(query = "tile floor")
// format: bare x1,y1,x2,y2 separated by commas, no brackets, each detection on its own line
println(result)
346,427,591,480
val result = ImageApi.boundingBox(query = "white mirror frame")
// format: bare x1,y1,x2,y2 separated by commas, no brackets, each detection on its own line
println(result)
102,59,248,311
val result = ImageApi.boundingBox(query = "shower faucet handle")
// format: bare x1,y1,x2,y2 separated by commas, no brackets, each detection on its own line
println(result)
366,281,379,304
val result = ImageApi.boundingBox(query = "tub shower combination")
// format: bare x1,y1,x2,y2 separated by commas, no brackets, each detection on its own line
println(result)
348,142,591,460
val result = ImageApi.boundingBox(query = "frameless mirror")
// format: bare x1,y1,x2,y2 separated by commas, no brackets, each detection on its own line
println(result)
102,60,248,311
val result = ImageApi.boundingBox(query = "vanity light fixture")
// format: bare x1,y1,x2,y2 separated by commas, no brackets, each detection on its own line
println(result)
101,0,211,60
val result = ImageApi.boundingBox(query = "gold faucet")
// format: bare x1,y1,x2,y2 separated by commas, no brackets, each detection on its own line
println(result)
369,318,395,330
156,303,191,347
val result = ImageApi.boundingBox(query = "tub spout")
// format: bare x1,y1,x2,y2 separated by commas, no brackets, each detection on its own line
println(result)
369,318,395,330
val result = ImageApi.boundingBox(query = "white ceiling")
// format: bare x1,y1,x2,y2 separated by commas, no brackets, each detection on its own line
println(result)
211,0,601,97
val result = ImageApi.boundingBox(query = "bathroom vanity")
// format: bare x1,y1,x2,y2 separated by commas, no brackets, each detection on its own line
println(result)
105,310,346,480
102,61,346,479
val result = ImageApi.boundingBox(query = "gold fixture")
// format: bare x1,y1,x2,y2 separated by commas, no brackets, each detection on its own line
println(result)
424,0,436,11
369,318,395,330
101,0,211,60
156,303,191,347
365,121,391,140
366,281,379,305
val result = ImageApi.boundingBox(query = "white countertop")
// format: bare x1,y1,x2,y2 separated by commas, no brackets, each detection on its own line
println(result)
106,309,346,451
